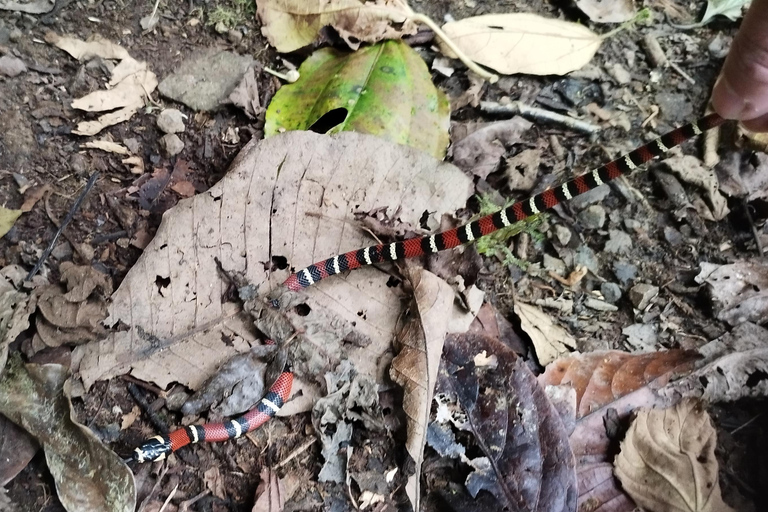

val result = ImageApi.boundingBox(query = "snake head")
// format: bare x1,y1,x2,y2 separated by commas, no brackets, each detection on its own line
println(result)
130,435,172,463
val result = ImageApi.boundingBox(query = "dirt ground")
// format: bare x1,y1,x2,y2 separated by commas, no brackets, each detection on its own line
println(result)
1,0,767,511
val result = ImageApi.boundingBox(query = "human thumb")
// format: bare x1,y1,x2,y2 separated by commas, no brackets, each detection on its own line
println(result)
712,0,768,128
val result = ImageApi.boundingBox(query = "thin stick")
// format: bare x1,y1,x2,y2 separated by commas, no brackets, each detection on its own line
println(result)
25,172,99,281
480,101,601,135
276,437,317,468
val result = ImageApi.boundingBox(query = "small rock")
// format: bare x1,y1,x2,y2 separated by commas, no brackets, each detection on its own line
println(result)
123,137,141,154
622,323,658,351
629,283,659,310
708,33,731,60
160,133,184,156
613,261,637,285
9,28,22,42
601,282,622,304
623,218,642,231
0,55,27,77
584,297,618,312
165,388,191,411
51,241,73,261
578,205,606,230
604,229,632,254
663,226,684,247
543,254,566,274
554,224,572,246
70,153,88,175
609,63,632,85
156,109,185,134
227,29,243,44
570,184,610,210
575,246,600,274
0,26,10,45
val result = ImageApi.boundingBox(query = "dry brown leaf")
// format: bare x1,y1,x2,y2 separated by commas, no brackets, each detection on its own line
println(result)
73,132,473,418
389,267,456,510
20,184,51,213
695,260,768,325
515,301,576,366
82,140,131,155
203,467,226,500
257,0,417,53
440,14,602,76
614,399,734,512
251,467,284,512
44,32,130,60
576,0,635,23
660,155,729,221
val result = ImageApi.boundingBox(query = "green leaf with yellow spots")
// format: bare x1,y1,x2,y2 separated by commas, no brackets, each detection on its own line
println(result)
0,207,21,239
265,40,450,159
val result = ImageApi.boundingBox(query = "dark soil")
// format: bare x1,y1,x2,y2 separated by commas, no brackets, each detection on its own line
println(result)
1,0,766,511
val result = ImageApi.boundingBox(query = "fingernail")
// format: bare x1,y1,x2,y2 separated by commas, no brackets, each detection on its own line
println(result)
712,75,750,119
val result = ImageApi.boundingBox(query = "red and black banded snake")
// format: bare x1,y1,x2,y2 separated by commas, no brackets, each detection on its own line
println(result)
130,112,725,463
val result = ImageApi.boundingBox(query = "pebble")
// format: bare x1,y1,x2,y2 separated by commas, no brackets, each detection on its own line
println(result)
554,224,572,246
9,28,22,42
613,261,637,285
609,63,632,85
578,205,606,230
601,282,622,304
622,323,658,351
543,253,566,274
0,26,9,45
0,55,27,77
584,297,618,312
227,29,243,44
160,133,184,156
156,109,185,134
575,246,600,273
629,283,659,310
604,229,632,254
570,184,610,210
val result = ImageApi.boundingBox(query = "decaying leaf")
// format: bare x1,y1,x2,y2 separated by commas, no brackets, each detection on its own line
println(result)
451,117,533,179
389,267,457,510
256,0,416,53
662,322,768,402
614,399,734,512
576,0,635,23
440,332,577,511
440,14,602,76
0,265,37,375
265,41,450,159
696,260,768,325
678,0,749,27
0,356,135,512
73,132,473,420
515,301,576,366
0,207,21,239
251,467,285,512
45,32,157,136
0,416,38,486
659,155,729,221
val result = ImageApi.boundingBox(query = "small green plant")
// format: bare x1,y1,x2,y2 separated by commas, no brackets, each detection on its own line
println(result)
472,194,546,270
207,0,255,29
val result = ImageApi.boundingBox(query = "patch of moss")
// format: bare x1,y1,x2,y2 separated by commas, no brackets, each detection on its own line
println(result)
207,0,255,29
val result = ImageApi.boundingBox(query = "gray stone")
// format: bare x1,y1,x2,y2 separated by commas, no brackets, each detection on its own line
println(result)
609,63,632,85
601,282,622,304
574,245,600,273
554,224,572,246
584,297,618,312
157,108,185,134
570,184,610,210
604,229,632,254
579,205,606,230
160,133,184,156
227,29,243,44
0,26,10,45
629,283,659,310
543,254,566,274
9,28,22,42
158,49,254,111
613,261,637,285
0,55,27,77
655,92,693,124
622,323,658,351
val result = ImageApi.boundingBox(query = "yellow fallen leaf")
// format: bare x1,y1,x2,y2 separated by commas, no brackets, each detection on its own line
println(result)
440,13,602,76
0,207,22,239
257,0,417,53
615,399,734,512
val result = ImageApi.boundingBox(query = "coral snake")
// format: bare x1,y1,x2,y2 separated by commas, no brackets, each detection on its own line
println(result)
130,112,725,463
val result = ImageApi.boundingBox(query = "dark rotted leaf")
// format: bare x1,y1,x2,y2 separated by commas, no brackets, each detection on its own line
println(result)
181,343,281,417
468,302,527,356
0,356,135,512
0,415,38,486
442,332,577,511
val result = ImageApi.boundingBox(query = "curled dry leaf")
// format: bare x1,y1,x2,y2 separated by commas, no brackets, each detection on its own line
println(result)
696,260,768,325
615,399,734,512
661,322,768,402
389,267,457,510
74,132,473,418
576,0,635,23
515,301,576,366
441,332,577,511
266,41,450,159
440,14,602,76
256,0,417,53
0,357,135,512
451,117,533,179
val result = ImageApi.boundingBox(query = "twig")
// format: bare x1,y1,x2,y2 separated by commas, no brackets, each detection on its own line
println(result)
25,172,99,281
668,61,696,84
158,484,178,512
743,199,764,256
276,437,317,468
126,382,169,436
480,101,601,135
730,412,762,435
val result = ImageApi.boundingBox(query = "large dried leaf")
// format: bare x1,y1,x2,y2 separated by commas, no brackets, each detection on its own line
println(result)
265,41,450,159
74,132,473,415
696,260,768,325
614,399,734,512
389,267,456,510
515,301,576,366
256,0,416,53
662,322,768,402
0,357,135,512
441,332,577,511
440,14,602,76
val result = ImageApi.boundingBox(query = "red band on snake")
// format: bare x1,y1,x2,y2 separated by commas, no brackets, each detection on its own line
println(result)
130,113,724,463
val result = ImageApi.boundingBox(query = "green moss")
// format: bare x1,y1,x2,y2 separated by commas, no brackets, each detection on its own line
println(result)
207,0,255,28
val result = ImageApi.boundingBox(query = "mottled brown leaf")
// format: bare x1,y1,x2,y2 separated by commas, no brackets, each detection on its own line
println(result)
442,332,577,511
251,467,285,512
615,399,734,512
0,415,38,486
